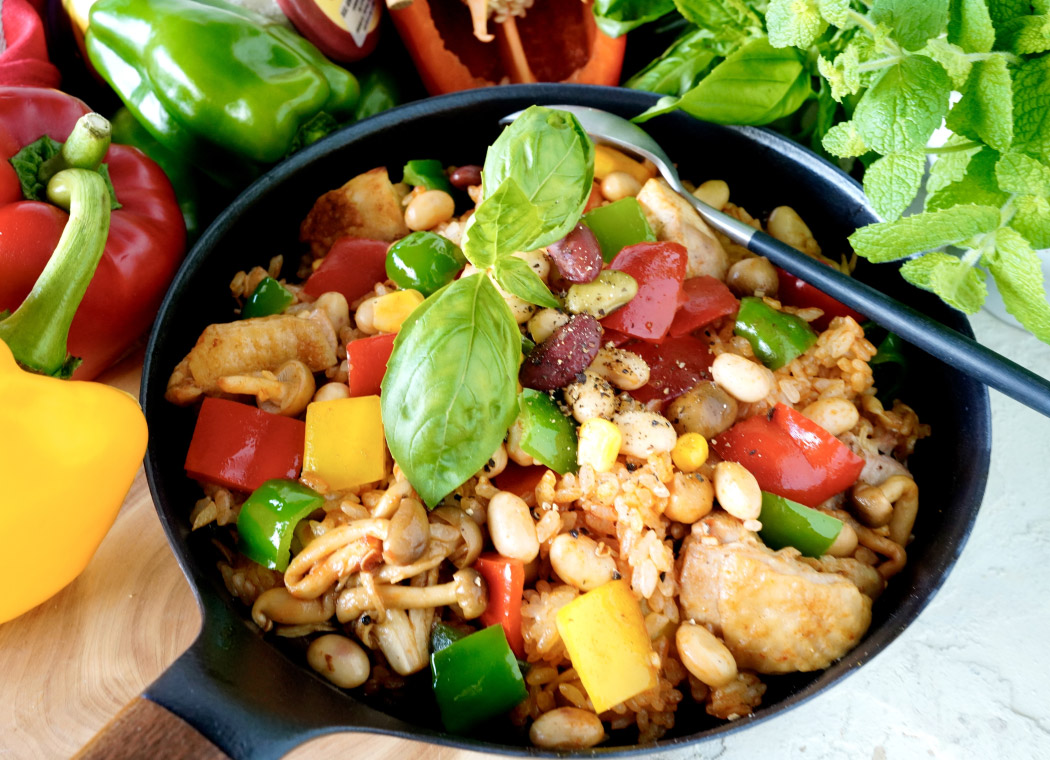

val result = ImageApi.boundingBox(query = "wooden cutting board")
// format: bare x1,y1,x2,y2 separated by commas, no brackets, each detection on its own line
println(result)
0,353,481,760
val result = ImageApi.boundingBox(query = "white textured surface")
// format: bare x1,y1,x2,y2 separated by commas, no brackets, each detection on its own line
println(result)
663,311,1050,759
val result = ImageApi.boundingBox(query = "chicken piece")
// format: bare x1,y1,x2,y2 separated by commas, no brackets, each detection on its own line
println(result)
166,312,338,405
678,513,871,674
636,178,728,280
300,167,409,259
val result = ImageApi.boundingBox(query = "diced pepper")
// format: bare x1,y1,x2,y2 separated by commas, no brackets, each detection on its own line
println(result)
236,479,323,571
582,197,656,263
242,276,294,319
184,397,305,492
711,403,864,507
517,389,578,474
347,332,396,397
303,395,386,490
758,491,843,557
430,624,527,734
776,266,866,332
600,241,687,342
733,296,817,370
491,463,548,499
863,322,909,404
474,554,526,659
555,579,658,713
402,159,452,193
669,276,739,337
302,237,389,304
430,621,470,654
624,334,713,405
385,231,466,296
593,145,652,186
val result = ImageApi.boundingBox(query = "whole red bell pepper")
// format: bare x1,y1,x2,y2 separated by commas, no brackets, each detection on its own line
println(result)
600,241,688,342
0,87,185,379
347,332,396,397
473,553,526,659
711,403,864,507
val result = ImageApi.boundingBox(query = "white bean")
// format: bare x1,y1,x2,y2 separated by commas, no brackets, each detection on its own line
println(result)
564,370,616,423
826,522,859,557
354,296,378,334
405,189,455,231
714,461,762,521
529,707,606,749
549,532,618,591
307,634,371,689
675,623,737,688
487,491,540,562
516,248,551,283
506,417,536,466
528,308,570,344
311,291,350,331
614,410,677,459
588,346,650,390
801,397,860,436
711,352,775,403
312,381,350,403
767,205,818,254
664,472,714,524
692,179,729,211
600,170,642,201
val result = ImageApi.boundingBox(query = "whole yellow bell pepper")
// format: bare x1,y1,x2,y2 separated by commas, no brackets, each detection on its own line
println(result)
0,117,148,623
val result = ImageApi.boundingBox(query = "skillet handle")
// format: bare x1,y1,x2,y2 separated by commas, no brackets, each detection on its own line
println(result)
73,696,231,760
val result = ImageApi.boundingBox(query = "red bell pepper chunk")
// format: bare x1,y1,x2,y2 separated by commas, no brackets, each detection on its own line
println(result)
599,327,631,347
669,276,740,337
625,334,714,405
711,403,864,507
491,463,548,500
346,332,396,397
302,237,389,304
600,241,687,342
474,553,526,659
775,267,866,332
184,398,305,492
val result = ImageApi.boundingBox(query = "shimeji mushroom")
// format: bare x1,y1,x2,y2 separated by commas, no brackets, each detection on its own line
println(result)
217,359,316,416
337,568,488,623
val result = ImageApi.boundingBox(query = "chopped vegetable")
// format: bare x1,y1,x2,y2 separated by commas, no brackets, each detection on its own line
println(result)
593,144,651,186
624,334,713,405
758,491,844,558
385,231,466,296
303,396,386,491
242,276,294,319
474,554,526,659
555,579,658,713
600,241,688,342
864,322,910,404
491,463,549,499
582,196,657,263
302,237,390,304
516,389,578,475
669,275,739,337
347,332,396,397
430,621,469,654
734,296,817,370
775,267,866,332
402,159,452,193
237,479,323,571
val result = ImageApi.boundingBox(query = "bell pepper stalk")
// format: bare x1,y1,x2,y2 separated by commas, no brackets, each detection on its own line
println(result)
354,67,401,121
303,237,390,304
184,397,306,492
0,157,148,623
711,403,865,508
863,322,909,404
775,266,867,332
758,491,844,558
430,623,528,734
0,86,186,380
516,389,578,475
581,196,656,263
346,332,396,397
733,296,817,371
669,275,739,338
402,158,453,193
303,395,387,490
386,230,466,296
600,241,688,342
237,479,324,572
473,553,526,659
623,334,714,406
242,276,295,320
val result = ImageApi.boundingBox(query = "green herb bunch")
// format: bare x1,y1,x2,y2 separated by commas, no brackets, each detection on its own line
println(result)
381,107,594,507
602,0,1050,342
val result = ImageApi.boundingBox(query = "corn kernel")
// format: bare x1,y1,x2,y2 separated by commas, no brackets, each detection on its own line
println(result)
577,418,621,473
593,145,653,186
672,432,709,473
373,289,424,333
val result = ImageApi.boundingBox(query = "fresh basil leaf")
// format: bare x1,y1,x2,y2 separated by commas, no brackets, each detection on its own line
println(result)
625,26,726,95
863,149,926,220
462,177,543,267
899,251,987,313
823,120,869,157
986,227,1050,342
946,56,1014,152
853,55,951,154
1011,194,1050,248
592,0,677,37
381,273,521,508
673,0,763,34
1012,55,1050,161
483,106,594,250
995,12,1050,54
871,0,950,50
850,204,1003,262
926,147,1010,211
996,150,1050,195
921,38,973,89
949,0,996,52
767,0,828,48
494,255,560,309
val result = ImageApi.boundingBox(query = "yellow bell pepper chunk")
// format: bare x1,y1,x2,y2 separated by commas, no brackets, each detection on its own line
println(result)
593,145,654,187
555,579,659,713
303,395,387,490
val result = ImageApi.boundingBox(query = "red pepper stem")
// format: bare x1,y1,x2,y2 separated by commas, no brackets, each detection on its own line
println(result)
38,113,112,186
0,169,111,377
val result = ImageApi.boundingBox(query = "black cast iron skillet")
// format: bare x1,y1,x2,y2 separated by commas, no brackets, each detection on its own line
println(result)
83,84,991,759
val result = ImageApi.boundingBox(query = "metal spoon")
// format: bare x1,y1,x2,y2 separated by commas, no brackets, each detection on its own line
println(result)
501,104,1050,418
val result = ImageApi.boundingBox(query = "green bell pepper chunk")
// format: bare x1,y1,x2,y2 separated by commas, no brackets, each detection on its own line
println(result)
517,389,578,474
237,479,324,572
758,491,843,557
430,621,470,654
354,68,401,122
86,0,359,167
862,322,909,404
242,276,295,319
431,624,527,734
402,159,452,193
582,197,656,263
734,296,817,370
385,231,466,296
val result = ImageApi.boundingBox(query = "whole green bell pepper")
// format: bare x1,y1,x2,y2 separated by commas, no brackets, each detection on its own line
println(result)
86,0,359,167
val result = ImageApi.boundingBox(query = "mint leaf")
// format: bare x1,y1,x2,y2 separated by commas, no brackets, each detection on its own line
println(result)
945,56,1014,152
900,252,987,313
871,0,950,50
853,55,952,154
996,150,1050,195
592,0,677,37
863,150,926,220
995,12,1050,54
850,204,1002,262
493,255,560,309
462,177,542,267
1011,194,1050,248
817,0,850,25
1013,55,1050,161
925,134,982,199
817,36,874,102
986,227,1050,342
922,38,973,88
987,0,1032,24
948,0,996,52
926,147,1010,210
822,120,869,157
768,0,828,48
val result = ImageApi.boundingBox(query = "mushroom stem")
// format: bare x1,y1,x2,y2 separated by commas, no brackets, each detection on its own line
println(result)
337,568,487,622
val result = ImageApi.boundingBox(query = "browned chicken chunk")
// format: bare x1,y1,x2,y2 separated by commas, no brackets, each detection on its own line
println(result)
300,167,409,258
636,178,728,280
